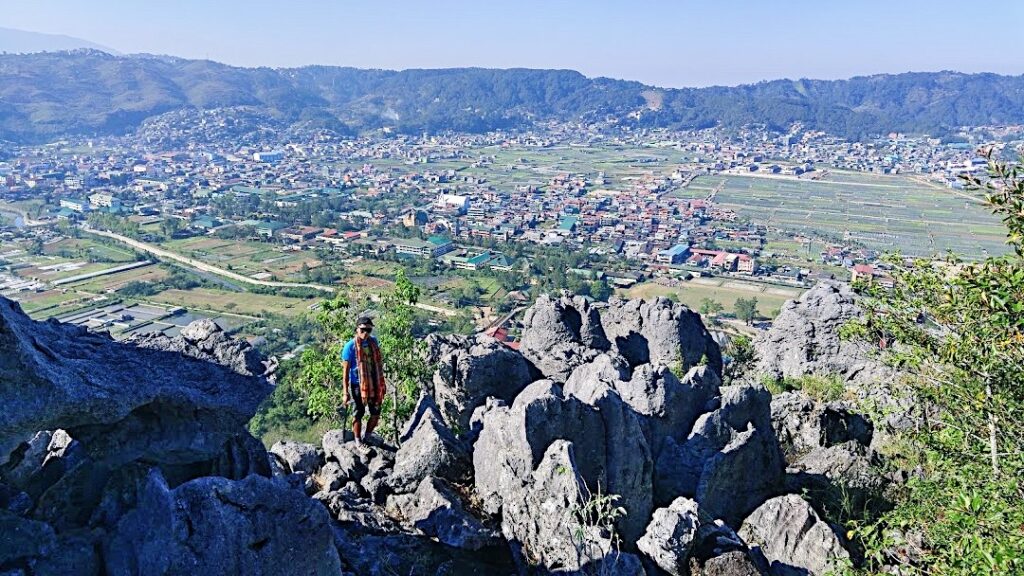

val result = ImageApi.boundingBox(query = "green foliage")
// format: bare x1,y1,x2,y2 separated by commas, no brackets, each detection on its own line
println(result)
4,51,1024,142
117,280,160,297
734,296,759,325
842,154,1024,575
249,360,322,445
374,269,433,442
569,483,628,575
723,333,755,384
760,373,845,402
699,297,724,317
288,269,431,443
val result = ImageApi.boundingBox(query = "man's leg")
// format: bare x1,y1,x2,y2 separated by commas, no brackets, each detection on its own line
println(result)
364,403,382,440
350,385,366,445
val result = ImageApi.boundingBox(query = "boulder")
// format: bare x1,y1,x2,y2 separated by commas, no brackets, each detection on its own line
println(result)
424,333,537,431
770,391,873,460
739,494,850,576
696,426,785,527
104,469,342,575
475,379,653,546
752,282,892,387
637,497,701,576
390,408,470,493
603,296,723,374
0,299,272,470
564,351,632,390
654,385,782,508
385,476,501,551
269,440,322,475
690,551,767,576
519,294,609,382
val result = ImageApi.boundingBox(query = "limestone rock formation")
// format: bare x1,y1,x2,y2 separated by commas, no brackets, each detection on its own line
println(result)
752,281,891,386
0,297,339,575
739,494,850,576
424,332,537,431
637,497,701,576
603,296,723,373
520,293,610,382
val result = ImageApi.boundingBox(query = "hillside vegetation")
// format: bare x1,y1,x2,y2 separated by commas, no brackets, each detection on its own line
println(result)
2,50,1024,141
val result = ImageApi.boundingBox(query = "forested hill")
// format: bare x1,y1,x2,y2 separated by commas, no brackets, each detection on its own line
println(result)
2,49,1023,143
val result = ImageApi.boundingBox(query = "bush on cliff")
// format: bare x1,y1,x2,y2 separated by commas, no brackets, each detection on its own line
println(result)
844,152,1024,575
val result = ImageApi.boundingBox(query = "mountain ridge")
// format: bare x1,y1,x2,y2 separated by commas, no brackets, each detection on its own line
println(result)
2,50,1023,143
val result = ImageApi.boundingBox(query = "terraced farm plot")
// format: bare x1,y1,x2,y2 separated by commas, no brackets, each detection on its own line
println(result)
700,173,1006,257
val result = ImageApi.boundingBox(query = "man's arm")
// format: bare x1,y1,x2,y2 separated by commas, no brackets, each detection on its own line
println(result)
340,360,351,404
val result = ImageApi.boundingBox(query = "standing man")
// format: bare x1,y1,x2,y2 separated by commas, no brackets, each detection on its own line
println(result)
341,316,386,445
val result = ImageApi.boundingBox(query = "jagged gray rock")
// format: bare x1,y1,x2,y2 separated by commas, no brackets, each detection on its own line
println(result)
696,426,785,527
654,384,784,511
475,379,653,548
617,364,721,457
270,440,322,475
637,497,701,576
752,281,891,386
771,391,874,460
385,476,501,551
603,296,724,374
691,551,767,576
390,407,470,493
519,293,610,382
0,298,272,471
499,440,639,574
739,494,850,576
424,332,537,432
105,469,342,575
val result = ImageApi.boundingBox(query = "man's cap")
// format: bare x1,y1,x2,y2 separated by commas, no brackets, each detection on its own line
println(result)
356,316,375,327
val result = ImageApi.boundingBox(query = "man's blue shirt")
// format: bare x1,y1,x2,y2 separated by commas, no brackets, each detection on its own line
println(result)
341,336,378,384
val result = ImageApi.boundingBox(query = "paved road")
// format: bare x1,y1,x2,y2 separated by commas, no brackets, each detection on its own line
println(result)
85,226,458,317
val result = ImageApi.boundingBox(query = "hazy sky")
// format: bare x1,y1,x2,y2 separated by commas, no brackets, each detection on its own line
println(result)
4,0,1023,87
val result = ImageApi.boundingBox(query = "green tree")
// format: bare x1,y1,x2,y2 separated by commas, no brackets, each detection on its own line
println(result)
699,297,724,317
844,152,1024,574
734,297,759,325
292,269,432,444
375,269,433,441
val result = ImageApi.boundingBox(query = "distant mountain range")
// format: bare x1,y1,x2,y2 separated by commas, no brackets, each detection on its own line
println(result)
1,50,1023,143
0,27,120,56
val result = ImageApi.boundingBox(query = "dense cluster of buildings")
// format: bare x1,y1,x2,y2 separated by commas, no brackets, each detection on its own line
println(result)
1,119,1014,288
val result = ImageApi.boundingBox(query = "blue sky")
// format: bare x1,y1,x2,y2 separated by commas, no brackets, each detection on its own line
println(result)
4,0,1023,87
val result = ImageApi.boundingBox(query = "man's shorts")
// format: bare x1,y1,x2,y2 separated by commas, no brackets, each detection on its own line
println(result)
347,380,382,419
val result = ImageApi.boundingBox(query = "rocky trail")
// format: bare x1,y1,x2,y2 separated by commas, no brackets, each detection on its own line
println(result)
0,283,899,575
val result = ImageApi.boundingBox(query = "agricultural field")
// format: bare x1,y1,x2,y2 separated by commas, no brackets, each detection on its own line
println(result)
159,237,321,280
620,277,803,319
147,287,318,317
699,172,1007,257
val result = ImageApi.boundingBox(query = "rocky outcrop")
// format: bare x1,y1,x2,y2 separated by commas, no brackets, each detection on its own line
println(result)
389,399,471,493
104,471,340,575
771,392,873,459
603,296,723,373
520,293,610,382
752,281,891,386
424,332,537,432
637,497,701,575
2,289,870,575
0,298,271,472
0,297,339,575
739,494,850,575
